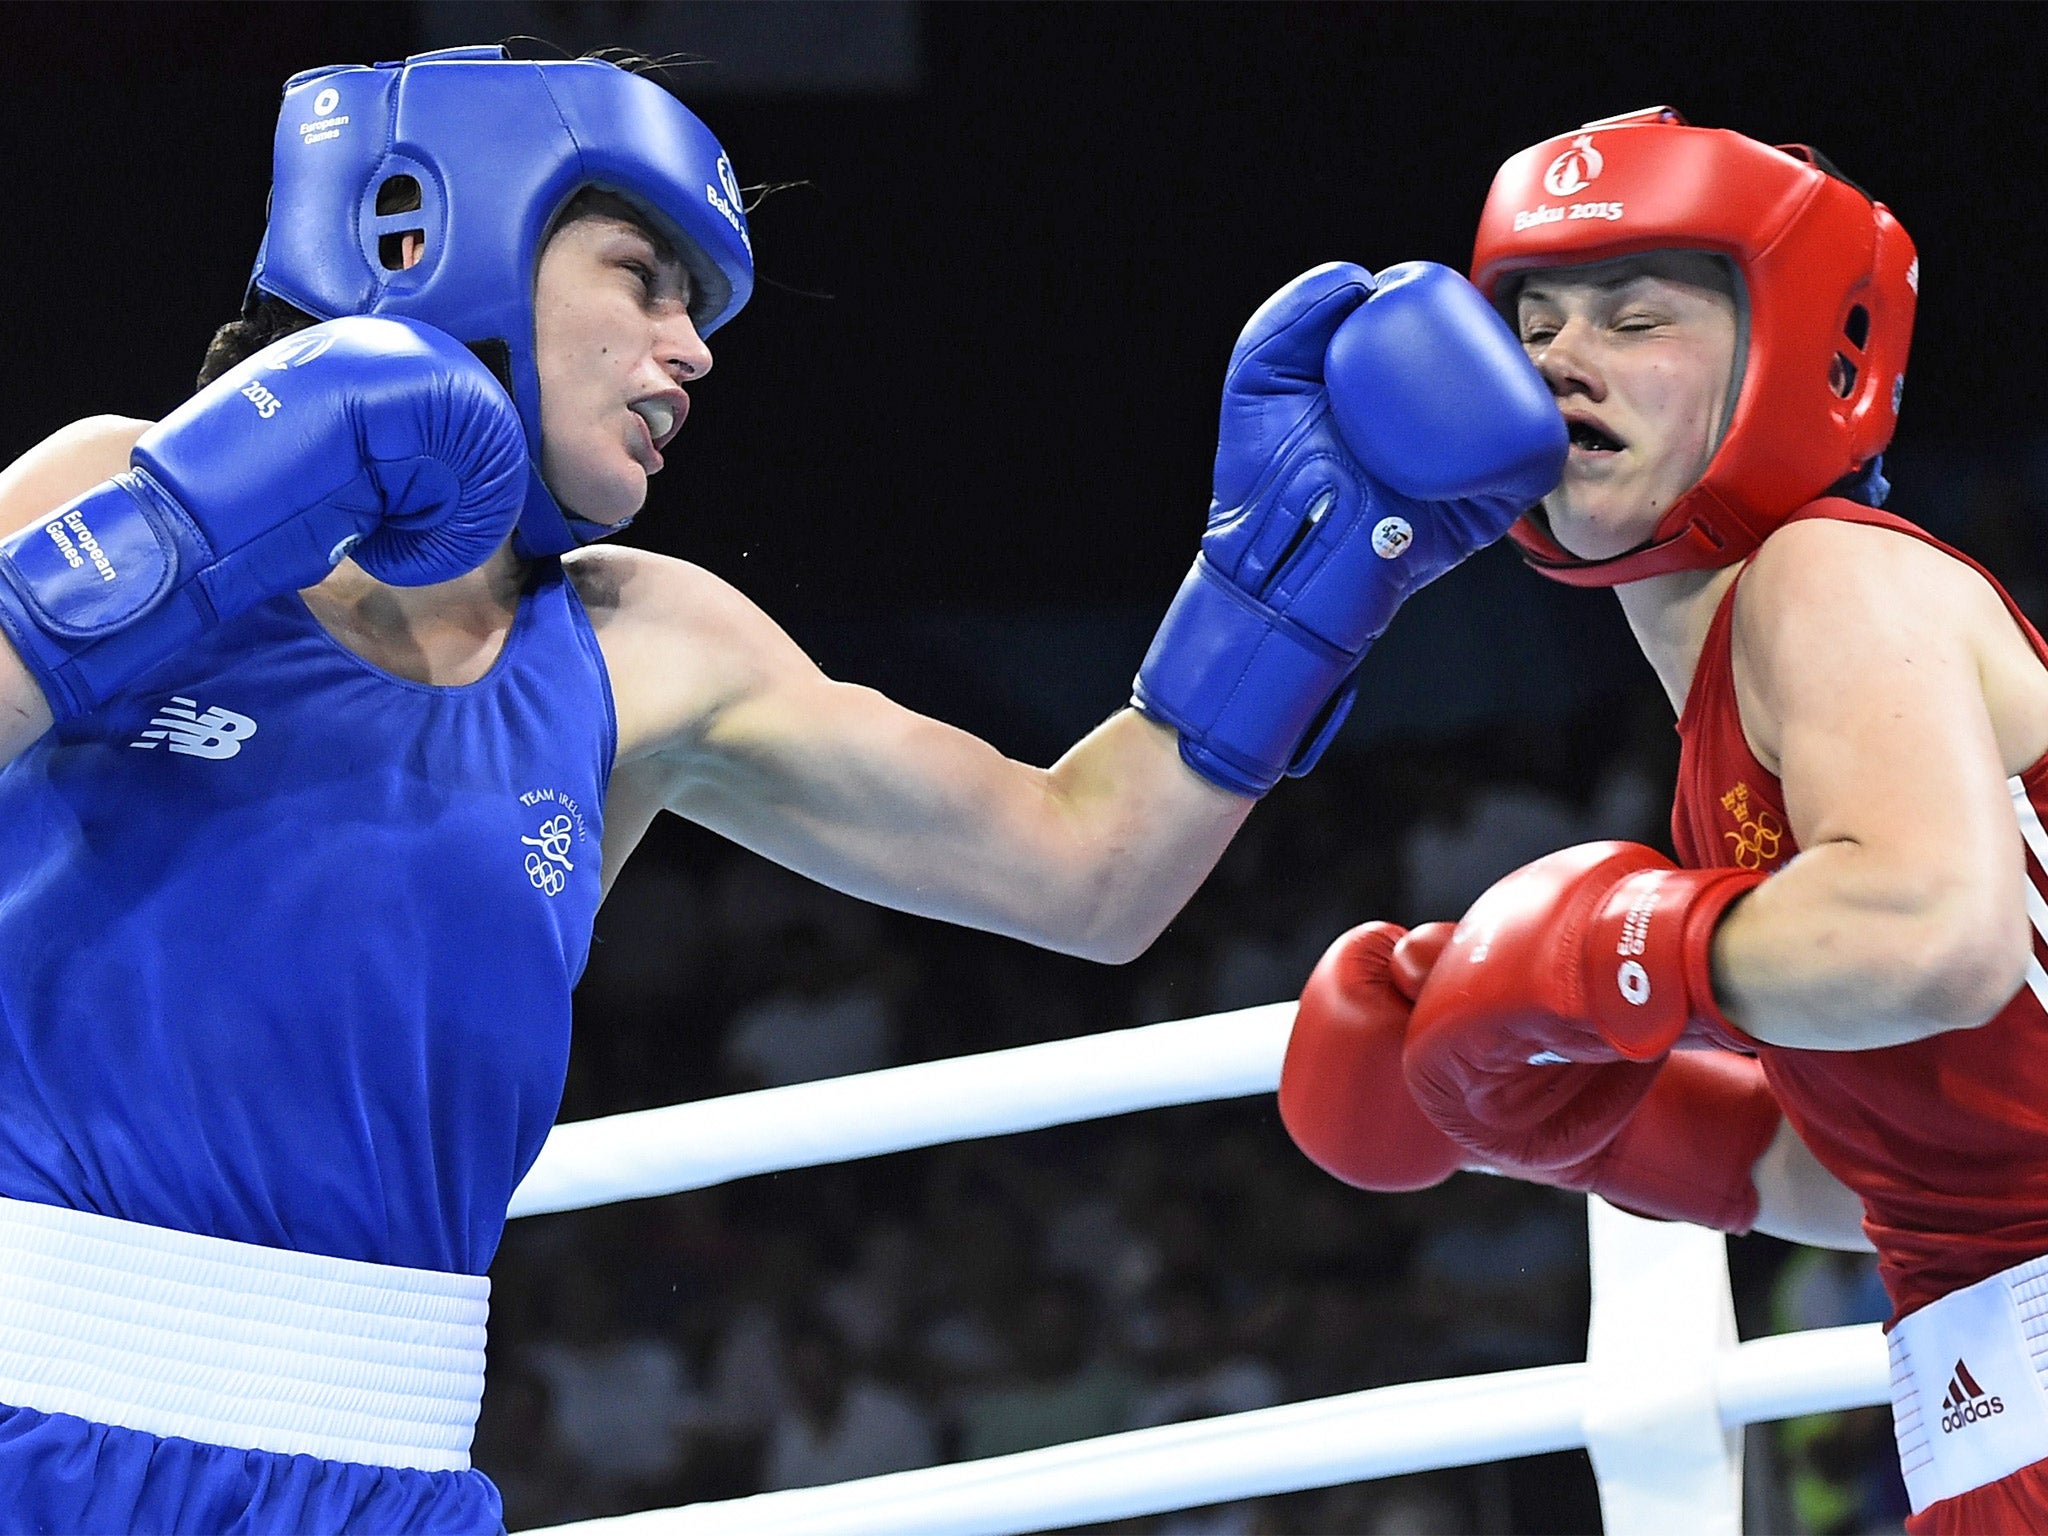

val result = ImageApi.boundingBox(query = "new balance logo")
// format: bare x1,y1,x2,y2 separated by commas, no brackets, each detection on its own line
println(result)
1939,1357,2005,1433
130,697,258,760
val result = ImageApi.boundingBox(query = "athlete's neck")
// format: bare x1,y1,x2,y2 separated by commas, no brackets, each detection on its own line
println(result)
299,541,526,687
1616,561,1744,715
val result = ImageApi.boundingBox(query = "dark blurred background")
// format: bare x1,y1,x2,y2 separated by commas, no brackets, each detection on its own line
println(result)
6,3,2035,1529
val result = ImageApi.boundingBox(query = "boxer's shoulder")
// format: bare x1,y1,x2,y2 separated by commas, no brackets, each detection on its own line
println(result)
1746,510,1943,586
563,543,773,650
1736,513,2023,675
1732,515,1985,680
0,415,152,539
563,544,806,764
1729,508,2048,778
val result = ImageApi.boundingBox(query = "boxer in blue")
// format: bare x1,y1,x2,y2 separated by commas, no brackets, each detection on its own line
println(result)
0,47,1564,1534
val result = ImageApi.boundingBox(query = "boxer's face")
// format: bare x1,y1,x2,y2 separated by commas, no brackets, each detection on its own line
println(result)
1515,252,1740,563
533,210,711,526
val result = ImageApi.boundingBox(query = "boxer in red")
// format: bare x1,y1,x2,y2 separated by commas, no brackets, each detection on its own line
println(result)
1278,108,2048,1531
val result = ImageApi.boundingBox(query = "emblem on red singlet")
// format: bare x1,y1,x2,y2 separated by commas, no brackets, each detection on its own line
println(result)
1718,782,1785,871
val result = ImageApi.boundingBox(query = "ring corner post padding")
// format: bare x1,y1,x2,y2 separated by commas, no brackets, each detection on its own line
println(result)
1581,1194,1744,1536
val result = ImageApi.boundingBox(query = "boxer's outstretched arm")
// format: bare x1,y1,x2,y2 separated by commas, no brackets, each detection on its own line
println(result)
1712,518,2043,1049
590,547,1247,963
612,261,1553,957
0,416,151,763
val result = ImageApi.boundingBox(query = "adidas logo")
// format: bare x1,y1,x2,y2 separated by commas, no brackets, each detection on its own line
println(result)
1938,1357,2005,1433
129,697,258,760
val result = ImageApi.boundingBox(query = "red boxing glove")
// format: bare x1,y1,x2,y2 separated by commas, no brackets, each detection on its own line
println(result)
1281,908,1783,1231
1279,921,1458,1191
1402,840,1761,1178
1585,1050,1784,1233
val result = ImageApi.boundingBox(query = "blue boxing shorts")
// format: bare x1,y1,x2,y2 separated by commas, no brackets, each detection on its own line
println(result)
0,1198,501,1535
0,1405,501,1534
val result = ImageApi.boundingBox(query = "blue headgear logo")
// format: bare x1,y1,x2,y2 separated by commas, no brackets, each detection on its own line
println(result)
249,46,755,557
705,153,752,258
263,332,339,370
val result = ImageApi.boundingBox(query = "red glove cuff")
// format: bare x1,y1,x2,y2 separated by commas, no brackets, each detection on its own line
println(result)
1586,865,1764,1059
1678,873,1763,1051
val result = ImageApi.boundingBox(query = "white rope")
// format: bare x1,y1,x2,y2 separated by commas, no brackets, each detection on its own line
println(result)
507,1014,1900,1535
520,1322,1889,1536
509,1004,1293,1217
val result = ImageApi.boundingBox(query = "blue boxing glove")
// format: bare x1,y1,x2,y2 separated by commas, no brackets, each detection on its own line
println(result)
1133,262,1566,795
0,316,526,722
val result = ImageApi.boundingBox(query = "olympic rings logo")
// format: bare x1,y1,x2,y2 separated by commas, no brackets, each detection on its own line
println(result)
526,851,567,896
1722,811,1784,871
521,813,578,897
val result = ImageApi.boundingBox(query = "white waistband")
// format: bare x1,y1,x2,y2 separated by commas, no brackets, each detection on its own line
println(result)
1889,1251,2048,1512
0,1195,488,1472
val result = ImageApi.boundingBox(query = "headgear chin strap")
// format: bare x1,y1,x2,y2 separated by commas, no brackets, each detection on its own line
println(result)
249,45,755,557
1472,107,1918,587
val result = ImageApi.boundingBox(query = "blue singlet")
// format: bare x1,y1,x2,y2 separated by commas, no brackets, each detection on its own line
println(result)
0,559,613,1531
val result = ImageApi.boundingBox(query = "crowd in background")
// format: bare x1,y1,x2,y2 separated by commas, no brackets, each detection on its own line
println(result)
474,449,2047,1534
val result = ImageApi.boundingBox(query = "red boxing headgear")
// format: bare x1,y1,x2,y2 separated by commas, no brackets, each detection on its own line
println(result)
1472,108,1918,587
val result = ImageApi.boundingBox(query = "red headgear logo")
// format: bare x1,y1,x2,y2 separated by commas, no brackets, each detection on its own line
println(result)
1542,135,1604,197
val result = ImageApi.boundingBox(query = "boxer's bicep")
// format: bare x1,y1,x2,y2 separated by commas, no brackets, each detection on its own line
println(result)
1746,523,2014,879
1722,520,2030,1045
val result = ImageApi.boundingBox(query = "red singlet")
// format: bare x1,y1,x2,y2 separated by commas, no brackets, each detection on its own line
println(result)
1674,499,2048,1324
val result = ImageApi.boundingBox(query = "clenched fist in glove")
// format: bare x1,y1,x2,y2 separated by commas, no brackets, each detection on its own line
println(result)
1401,841,1764,1173
1280,903,1783,1232
1133,262,1566,796
0,316,526,722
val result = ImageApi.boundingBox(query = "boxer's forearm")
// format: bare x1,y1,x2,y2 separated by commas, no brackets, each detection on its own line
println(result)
0,635,54,765
666,677,1250,962
0,415,148,762
1034,708,1253,960
1711,842,2031,1051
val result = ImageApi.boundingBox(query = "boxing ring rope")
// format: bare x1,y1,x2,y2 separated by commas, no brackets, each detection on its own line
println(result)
508,1007,1893,1535
508,1003,1296,1217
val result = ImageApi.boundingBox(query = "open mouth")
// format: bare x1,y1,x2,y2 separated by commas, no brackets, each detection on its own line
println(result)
1567,420,1625,453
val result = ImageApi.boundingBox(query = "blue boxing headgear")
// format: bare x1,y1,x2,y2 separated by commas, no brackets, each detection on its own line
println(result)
248,45,754,557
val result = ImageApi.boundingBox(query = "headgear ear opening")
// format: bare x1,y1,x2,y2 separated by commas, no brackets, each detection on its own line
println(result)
1471,107,1918,587
249,45,756,557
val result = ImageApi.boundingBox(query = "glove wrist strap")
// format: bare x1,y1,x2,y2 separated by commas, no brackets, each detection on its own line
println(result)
1586,865,1764,1058
1132,553,1359,796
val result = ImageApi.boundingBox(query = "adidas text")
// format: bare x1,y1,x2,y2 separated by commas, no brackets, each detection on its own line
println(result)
1939,1358,2005,1434
1942,1394,2005,1433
